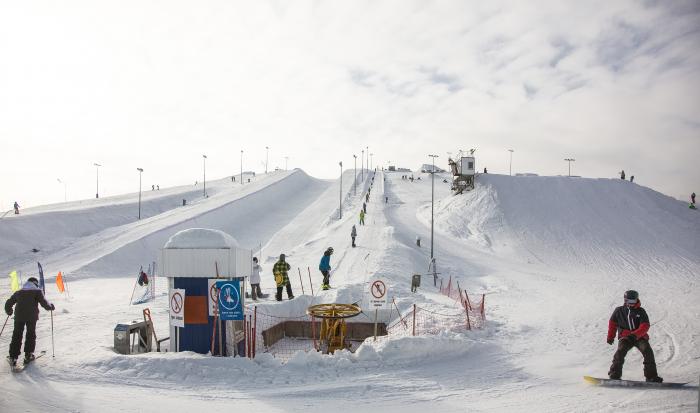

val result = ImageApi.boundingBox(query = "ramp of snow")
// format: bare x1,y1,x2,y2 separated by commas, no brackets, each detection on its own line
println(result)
425,174,700,277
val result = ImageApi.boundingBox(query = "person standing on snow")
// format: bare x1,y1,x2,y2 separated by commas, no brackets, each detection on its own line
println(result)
606,290,663,383
351,225,357,248
319,247,334,290
620,170,626,180
4,277,54,366
250,257,263,300
273,254,293,301
13,201,20,215
692,192,696,204
363,202,367,214
359,209,365,225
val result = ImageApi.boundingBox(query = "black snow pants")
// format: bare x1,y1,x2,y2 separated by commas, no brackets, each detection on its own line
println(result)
608,337,658,379
275,283,293,301
9,318,38,359
321,270,330,287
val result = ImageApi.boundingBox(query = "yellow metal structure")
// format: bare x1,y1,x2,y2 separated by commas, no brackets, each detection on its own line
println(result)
306,303,361,354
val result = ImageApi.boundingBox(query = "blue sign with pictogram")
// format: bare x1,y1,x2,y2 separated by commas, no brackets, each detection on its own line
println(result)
216,280,243,320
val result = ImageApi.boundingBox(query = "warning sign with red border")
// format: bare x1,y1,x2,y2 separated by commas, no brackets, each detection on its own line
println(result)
367,278,388,308
169,288,185,327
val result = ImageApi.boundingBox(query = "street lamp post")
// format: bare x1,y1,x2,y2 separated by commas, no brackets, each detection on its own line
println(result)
136,168,143,219
265,146,270,174
564,158,576,177
366,146,369,175
370,153,374,171
428,154,439,260
57,178,67,202
240,150,244,184
353,154,357,195
339,161,343,219
361,149,364,182
94,163,101,198
202,155,207,197
284,156,289,171
508,149,514,176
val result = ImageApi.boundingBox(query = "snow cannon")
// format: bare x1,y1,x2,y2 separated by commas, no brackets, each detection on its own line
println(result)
306,303,362,354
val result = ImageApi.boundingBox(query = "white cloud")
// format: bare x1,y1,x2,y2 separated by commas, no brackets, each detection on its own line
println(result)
0,0,698,208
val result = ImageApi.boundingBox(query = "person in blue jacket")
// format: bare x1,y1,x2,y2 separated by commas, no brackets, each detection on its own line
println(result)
319,247,334,290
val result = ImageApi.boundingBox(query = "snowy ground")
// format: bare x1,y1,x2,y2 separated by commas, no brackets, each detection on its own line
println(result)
1,169,698,412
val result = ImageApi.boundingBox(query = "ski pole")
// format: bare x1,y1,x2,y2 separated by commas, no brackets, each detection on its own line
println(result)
50,310,55,358
0,314,9,340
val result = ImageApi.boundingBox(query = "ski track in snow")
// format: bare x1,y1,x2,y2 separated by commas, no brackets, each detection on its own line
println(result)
0,171,699,412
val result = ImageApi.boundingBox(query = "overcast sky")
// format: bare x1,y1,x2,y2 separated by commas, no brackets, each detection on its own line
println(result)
1,0,699,209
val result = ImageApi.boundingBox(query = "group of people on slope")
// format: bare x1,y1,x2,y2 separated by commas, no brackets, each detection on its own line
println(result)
249,246,337,302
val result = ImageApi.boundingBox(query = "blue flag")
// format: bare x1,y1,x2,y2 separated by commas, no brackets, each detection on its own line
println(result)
37,262,45,294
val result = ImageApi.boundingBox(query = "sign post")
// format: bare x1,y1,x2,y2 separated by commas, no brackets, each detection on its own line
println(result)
367,278,388,341
216,280,244,356
169,289,185,328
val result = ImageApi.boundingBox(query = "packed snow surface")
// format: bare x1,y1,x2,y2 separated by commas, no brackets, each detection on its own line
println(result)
0,169,698,412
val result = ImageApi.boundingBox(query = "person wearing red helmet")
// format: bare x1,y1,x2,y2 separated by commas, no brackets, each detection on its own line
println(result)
606,290,663,382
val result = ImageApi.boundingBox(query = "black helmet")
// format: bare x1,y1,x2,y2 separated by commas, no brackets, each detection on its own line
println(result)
27,277,39,287
326,247,334,255
279,253,286,261
252,257,258,263
624,290,639,305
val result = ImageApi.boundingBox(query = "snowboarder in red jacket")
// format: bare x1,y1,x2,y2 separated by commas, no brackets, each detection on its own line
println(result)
606,290,662,382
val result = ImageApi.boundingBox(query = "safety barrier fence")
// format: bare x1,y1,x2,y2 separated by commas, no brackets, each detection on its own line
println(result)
438,275,486,330
244,276,486,362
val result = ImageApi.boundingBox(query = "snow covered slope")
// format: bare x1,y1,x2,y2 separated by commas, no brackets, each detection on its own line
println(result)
1,169,698,412
424,173,700,277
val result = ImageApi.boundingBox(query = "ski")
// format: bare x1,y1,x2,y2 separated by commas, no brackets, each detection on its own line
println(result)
583,376,687,388
7,351,46,373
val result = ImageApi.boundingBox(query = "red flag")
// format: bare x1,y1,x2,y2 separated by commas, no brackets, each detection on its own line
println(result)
56,272,65,293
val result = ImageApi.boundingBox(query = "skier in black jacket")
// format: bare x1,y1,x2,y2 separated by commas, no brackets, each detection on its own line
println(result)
606,290,662,382
4,277,54,366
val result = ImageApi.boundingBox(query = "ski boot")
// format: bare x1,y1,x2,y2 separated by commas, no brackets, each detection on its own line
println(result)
6,356,17,367
23,353,35,365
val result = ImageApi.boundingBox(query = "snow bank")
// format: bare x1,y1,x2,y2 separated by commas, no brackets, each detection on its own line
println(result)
425,174,700,276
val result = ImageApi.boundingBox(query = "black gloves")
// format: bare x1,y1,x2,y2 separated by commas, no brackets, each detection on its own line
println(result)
49,304,55,311
5,310,12,316
607,337,614,345
625,334,636,343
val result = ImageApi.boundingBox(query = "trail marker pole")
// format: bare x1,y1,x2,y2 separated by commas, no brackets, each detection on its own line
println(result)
298,268,305,295
307,267,314,296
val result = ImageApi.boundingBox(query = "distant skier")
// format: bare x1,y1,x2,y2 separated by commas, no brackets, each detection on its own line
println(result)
137,269,149,286
13,201,19,215
630,176,634,183
363,202,367,214
319,247,333,290
273,254,293,301
365,193,370,203
359,209,365,225
620,170,626,180
157,185,160,190
152,185,155,191
351,225,357,248
250,257,263,300
4,277,54,366
606,290,663,383
483,167,488,173
692,192,696,204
